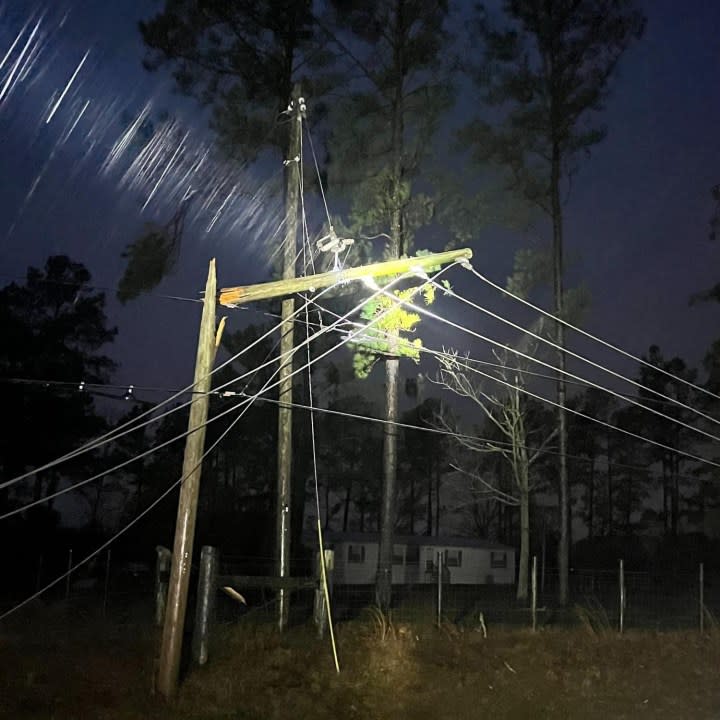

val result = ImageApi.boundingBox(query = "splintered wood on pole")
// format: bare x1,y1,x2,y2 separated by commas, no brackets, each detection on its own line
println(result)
217,249,473,308
157,259,218,699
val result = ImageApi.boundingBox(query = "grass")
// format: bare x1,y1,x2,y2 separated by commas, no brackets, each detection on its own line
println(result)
3,601,720,719
575,596,615,636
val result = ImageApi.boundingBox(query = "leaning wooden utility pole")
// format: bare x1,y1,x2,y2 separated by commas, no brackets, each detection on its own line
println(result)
276,85,303,630
157,259,218,699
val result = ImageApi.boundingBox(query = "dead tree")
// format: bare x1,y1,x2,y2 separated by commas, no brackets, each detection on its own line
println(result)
433,336,555,601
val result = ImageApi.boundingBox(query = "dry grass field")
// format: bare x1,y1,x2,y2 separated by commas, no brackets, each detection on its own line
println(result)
2,603,720,719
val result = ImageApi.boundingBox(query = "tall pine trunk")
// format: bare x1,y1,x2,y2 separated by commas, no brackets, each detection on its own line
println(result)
375,0,406,613
551,140,569,605
377,357,399,608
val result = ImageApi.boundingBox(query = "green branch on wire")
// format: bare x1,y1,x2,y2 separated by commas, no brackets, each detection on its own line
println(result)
351,280,439,379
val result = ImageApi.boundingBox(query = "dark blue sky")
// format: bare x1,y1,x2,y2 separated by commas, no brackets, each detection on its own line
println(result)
0,0,719,400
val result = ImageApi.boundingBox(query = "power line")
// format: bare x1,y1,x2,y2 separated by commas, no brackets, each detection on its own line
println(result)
218,290,714,481
385,279,720,452
298,137,340,670
0,280,354,503
0,269,431,515
312,282,720,470
467,264,720,406
0,276,348,490
229,391,710,484
263,302,701,408
428,346,720,471
0,375,700,481
0,377,191,398
302,291,720,470
0,350,271,622
430,272,720,432
2,358,710,504
0,271,203,304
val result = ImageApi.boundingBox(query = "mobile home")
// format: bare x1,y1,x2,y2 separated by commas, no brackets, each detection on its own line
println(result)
312,531,515,585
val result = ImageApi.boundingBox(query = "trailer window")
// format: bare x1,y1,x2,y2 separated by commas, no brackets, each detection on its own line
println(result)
444,549,462,567
348,545,365,564
490,551,507,569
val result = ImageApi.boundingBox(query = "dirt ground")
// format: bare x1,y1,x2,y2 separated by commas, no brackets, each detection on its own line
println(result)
1,605,719,719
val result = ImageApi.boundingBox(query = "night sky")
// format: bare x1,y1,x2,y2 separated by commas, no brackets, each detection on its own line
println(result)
0,0,719,403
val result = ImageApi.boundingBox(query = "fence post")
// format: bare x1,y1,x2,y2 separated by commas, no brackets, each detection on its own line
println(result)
102,549,111,617
65,548,73,600
531,555,537,632
436,551,443,627
540,512,546,594
700,562,705,634
155,546,172,627
314,549,335,638
192,546,219,666
618,559,625,634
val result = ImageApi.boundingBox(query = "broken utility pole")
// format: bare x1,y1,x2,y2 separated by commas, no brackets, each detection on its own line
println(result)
153,248,470,695
157,259,219,699
276,85,304,630
218,249,472,308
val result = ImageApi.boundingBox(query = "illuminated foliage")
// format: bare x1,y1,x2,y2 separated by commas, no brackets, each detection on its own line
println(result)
350,279,437,379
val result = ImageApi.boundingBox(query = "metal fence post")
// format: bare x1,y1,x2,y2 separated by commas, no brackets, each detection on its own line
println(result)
618,559,625,634
65,548,73,600
531,555,538,632
436,551,443,627
102,549,111,617
541,512,546,594
700,562,705,634
155,546,172,627
192,546,219,666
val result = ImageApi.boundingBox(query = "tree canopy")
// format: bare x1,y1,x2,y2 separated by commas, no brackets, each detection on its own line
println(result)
0,255,116,500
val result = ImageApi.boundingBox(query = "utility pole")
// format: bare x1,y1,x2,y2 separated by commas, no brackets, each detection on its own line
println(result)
154,250,469,695
218,250,472,307
157,259,218,699
276,85,304,630
218,249,473,308
224,248,471,611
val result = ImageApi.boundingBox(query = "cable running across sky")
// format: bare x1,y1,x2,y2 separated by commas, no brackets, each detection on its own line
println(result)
384,273,720,449
1,267,448,518
468,266,720,408
427,272,720,431
0,280,345,490
368,286,720,470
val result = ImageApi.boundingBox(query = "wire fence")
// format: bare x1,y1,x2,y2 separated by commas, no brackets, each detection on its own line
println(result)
4,549,719,636
212,556,720,633
215,559,720,633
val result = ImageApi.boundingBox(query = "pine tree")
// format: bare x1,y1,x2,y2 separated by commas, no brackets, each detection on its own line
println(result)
0,256,116,512
462,0,644,604
324,0,454,611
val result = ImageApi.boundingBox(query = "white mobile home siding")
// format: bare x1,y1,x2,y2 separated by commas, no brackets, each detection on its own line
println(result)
317,533,515,585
